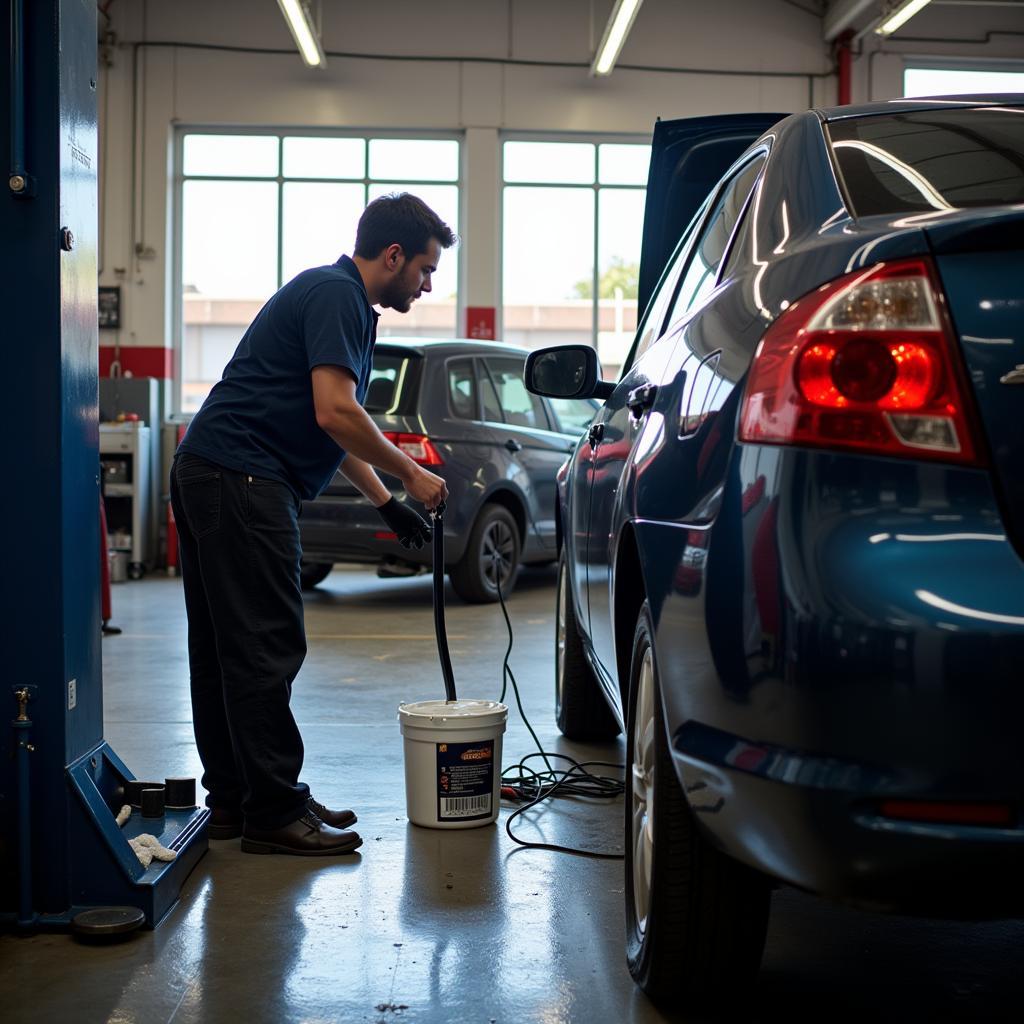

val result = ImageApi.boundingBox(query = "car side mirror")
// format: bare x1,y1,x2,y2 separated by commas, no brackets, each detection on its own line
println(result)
524,345,615,401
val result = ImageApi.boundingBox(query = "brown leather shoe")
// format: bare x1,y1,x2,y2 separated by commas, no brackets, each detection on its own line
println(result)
240,812,362,856
207,807,243,841
306,796,357,829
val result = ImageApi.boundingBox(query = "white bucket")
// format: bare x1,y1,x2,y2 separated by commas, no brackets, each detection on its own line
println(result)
398,699,508,829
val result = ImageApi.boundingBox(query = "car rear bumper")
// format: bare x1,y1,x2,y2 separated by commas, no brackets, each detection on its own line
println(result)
671,725,1024,916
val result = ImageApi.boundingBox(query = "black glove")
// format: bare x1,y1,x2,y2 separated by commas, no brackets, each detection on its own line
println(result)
376,497,432,550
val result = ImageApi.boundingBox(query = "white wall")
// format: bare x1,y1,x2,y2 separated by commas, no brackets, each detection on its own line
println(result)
97,0,1022,373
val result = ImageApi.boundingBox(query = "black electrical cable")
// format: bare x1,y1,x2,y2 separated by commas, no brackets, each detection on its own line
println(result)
426,503,624,857
491,559,625,860
430,502,457,703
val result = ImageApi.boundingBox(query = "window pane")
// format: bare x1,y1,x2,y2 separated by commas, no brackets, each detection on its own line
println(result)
282,182,365,283
666,156,765,327
548,397,598,434
183,134,279,177
181,180,279,412
369,139,459,181
599,144,651,185
486,358,546,428
283,137,365,179
480,367,503,422
904,67,1024,97
448,359,477,419
503,186,594,349
504,142,595,184
368,183,459,337
830,108,1024,216
597,188,645,374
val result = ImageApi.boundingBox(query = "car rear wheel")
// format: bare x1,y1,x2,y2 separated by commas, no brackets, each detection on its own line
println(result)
625,601,770,1007
555,551,620,740
299,560,333,591
449,504,521,604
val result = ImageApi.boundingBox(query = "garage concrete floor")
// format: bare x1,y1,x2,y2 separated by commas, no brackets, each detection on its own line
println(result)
2,567,1023,1023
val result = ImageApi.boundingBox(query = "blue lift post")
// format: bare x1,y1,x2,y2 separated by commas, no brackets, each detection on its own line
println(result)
0,0,208,931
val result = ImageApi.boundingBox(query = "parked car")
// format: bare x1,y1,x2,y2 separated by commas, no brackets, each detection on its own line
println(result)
299,338,599,602
525,97,1024,1006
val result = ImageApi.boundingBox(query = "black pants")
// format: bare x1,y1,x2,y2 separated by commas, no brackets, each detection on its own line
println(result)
170,453,310,829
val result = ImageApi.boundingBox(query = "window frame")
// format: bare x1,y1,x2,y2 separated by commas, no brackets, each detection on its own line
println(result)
498,131,652,351
172,126,464,416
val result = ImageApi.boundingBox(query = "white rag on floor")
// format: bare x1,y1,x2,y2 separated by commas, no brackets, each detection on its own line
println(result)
115,804,178,867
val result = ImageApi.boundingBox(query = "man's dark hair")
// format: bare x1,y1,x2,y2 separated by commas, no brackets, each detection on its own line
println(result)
354,193,456,260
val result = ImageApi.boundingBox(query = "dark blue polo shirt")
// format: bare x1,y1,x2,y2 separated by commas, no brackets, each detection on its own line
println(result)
179,255,379,500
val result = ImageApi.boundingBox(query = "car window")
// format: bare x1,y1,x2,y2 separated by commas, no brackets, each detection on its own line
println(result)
626,194,713,371
547,397,598,434
479,362,504,422
484,358,548,428
365,351,420,414
664,154,766,328
829,107,1024,217
447,359,477,420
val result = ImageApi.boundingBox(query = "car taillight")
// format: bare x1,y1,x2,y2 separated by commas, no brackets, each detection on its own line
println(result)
739,258,982,465
382,431,444,466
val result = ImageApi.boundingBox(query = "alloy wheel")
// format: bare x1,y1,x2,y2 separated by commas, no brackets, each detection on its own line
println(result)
481,518,516,592
631,645,656,939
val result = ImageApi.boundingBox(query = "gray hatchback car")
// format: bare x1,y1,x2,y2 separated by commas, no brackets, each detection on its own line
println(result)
299,338,598,602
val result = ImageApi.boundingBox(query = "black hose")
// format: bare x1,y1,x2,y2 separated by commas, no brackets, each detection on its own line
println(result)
431,504,457,702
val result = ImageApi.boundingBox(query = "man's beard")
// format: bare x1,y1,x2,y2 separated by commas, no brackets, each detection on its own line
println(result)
379,272,420,313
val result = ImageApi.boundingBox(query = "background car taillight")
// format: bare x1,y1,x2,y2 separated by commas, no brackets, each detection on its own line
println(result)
383,431,444,466
739,257,982,465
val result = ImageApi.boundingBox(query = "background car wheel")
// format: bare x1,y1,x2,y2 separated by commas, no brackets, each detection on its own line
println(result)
449,504,520,604
555,551,620,740
625,601,770,1007
299,560,333,590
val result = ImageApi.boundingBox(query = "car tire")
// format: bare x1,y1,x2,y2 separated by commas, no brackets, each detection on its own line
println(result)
624,601,770,1007
299,560,333,591
555,551,620,740
449,504,521,604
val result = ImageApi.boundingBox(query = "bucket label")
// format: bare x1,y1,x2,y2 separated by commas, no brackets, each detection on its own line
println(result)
436,740,494,821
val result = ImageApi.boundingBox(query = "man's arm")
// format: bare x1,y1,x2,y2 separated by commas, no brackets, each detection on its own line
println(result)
337,453,390,507
311,365,447,508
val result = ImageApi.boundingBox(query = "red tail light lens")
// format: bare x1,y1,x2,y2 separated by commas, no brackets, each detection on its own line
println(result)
739,258,982,465
382,431,444,466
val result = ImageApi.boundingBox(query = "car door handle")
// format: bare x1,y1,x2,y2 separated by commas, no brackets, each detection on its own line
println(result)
588,422,605,447
627,383,658,419
504,438,523,453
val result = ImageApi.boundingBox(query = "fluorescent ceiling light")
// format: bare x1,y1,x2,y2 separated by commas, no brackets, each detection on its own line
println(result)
591,0,645,77
875,0,933,37
277,0,326,68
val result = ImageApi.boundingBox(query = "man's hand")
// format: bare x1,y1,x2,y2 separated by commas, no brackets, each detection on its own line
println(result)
376,498,432,549
402,465,448,510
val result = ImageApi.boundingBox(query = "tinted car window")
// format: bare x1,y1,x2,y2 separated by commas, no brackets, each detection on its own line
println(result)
547,397,598,434
480,363,504,422
364,351,419,414
829,107,1024,217
665,154,766,327
448,359,477,419
485,358,549,428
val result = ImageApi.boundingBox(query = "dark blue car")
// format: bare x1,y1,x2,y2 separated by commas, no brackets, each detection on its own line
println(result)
525,96,1024,1005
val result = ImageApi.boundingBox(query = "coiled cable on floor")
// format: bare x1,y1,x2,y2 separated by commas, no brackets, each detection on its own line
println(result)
491,561,625,860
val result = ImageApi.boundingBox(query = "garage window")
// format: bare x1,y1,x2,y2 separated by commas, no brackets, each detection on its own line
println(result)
177,132,461,413
501,138,651,378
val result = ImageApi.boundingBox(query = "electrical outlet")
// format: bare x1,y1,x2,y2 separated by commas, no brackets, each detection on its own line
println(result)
68,678,77,711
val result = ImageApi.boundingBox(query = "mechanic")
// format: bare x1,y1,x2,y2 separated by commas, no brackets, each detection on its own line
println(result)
170,193,454,857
